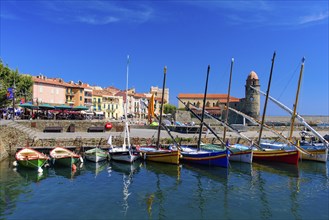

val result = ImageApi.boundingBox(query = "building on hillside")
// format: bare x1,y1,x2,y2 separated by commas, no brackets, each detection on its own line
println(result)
177,71,261,124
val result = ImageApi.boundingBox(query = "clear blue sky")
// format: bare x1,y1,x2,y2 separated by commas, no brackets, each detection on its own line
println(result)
1,1,328,116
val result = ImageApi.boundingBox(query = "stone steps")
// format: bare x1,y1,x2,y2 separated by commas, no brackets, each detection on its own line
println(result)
6,121,37,138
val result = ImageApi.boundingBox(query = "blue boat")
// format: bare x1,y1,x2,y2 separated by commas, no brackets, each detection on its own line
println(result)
180,145,229,167
179,66,229,168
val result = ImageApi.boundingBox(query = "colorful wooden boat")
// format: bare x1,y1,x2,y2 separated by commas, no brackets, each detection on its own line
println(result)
15,147,49,172
299,144,328,162
50,147,81,168
136,145,180,165
252,148,300,165
229,144,253,163
85,147,108,163
180,144,229,167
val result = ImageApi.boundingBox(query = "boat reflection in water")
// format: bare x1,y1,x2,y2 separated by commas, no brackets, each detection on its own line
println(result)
140,161,181,219
109,161,141,216
51,165,82,180
84,160,108,178
15,166,49,183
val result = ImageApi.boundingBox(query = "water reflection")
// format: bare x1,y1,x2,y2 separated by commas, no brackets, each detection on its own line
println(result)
140,162,181,219
110,161,141,216
1,156,328,220
15,167,49,183
84,160,108,178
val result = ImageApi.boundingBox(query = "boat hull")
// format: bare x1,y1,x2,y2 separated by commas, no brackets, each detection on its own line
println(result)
229,144,253,163
109,150,140,163
50,147,81,167
85,148,108,163
300,147,328,162
136,146,180,165
253,149,299,165
15,148,49,169
180,146,229,168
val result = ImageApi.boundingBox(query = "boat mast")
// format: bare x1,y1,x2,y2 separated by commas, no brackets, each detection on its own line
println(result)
289,57,305,142
156,66,167,149
123,55,130,150
250,85,329,147
258,51,276,146
223,58,234,145
197,65,211,151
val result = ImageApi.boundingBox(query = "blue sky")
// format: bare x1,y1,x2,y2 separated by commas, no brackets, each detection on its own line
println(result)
1,0,328,116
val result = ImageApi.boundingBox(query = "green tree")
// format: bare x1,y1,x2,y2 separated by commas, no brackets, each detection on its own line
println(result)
0,59,33,108
163,103,177,115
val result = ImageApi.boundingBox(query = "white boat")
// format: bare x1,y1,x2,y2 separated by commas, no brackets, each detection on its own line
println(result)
108,55,140,163
84,147,108,163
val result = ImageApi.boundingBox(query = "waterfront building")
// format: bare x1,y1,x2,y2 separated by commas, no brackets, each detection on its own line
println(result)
92,89,123,119
32,75,66,105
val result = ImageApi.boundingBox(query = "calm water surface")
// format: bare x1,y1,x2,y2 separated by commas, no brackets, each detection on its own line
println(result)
1,157,328,220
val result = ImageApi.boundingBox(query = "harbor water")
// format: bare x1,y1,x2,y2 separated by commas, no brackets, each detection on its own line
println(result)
1,158,328,220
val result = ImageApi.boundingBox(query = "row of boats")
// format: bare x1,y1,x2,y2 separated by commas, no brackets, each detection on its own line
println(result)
14,55,328,173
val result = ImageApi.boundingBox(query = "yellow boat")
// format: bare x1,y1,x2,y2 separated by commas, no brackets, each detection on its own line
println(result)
136,146,180,165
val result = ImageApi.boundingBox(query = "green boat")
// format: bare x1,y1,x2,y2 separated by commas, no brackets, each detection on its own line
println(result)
15,148,49,172
50,147,81,168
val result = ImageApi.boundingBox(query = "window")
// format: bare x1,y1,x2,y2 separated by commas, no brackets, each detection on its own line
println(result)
80,89,83,93
80,96,82,101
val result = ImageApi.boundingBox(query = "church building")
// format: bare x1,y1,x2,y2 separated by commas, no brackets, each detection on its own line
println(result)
177,71,260,124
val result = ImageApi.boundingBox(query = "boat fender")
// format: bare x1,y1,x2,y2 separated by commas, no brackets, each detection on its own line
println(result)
13,161,18,166
79,156,84,163
72,164,77,171
38,167,43,173
143,153,146,160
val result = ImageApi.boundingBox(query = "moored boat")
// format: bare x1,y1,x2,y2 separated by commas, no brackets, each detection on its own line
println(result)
228,144,253,163
50,147,82,168
136,66,180,165
180,144,229,167
85,147,108,163
108,55,140,163
15,147,49,172
136,145,180,165
252,148,300,165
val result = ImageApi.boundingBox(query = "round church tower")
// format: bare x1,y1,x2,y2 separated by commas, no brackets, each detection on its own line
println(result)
244,71,260,120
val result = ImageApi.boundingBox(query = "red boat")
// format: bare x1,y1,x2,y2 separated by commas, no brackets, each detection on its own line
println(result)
252,149,299,165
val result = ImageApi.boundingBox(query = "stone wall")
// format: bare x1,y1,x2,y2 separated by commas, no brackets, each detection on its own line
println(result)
18,120,125,132
0,139,8,162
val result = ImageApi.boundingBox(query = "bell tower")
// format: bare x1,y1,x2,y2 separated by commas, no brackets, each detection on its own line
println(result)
244,71,260,120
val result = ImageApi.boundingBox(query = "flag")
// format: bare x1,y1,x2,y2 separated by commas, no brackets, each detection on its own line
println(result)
148,94,155,123
7,88,13,100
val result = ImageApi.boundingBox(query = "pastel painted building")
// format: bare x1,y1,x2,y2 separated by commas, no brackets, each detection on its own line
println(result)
32,75,66,105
